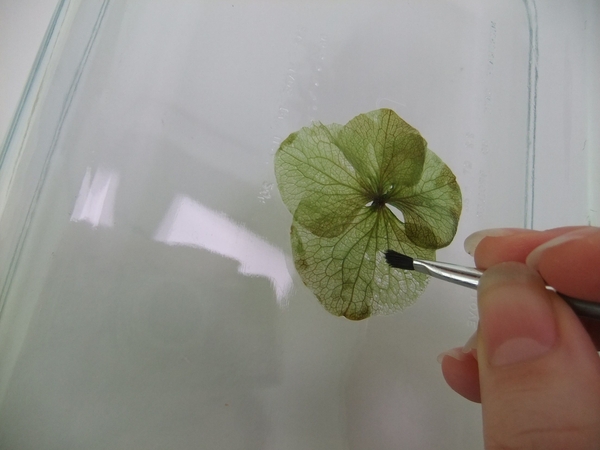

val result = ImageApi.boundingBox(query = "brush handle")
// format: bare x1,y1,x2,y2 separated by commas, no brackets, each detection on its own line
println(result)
559,294,600,321
422,264,600,320
406,257,600,321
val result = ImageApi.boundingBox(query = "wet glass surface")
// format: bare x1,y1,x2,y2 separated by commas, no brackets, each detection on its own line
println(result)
0,1,597,448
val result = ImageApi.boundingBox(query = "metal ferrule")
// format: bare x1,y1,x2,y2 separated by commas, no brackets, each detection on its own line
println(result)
412,260,481,289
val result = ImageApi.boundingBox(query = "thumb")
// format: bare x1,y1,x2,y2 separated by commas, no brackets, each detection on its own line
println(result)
477,262,600,450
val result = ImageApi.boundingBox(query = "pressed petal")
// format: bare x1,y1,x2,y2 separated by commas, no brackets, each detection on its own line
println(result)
275,109,462,319
291,207,433,320
275,123,363,216
294,190,365,238
332,109,427,194
389,148,462,249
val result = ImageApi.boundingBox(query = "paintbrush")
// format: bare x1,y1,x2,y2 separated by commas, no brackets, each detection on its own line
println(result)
384,249,600,320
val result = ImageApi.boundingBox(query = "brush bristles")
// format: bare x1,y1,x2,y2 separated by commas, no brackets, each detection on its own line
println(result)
384,250,415,271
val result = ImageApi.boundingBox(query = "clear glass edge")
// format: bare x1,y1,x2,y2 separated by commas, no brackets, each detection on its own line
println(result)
0,0,72,191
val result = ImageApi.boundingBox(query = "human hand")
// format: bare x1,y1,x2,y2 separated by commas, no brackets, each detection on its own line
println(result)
439,226,600,449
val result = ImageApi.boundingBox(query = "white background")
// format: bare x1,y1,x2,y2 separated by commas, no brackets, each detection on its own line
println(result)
0,2,596,448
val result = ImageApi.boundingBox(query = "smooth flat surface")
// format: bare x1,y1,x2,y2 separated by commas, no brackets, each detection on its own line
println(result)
0,1,597,449
0,2,526,448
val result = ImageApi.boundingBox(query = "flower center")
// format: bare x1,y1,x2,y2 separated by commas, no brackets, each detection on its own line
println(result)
371,195,387,209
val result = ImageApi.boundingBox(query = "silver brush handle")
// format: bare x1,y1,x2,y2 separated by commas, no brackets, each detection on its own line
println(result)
413,260,600,321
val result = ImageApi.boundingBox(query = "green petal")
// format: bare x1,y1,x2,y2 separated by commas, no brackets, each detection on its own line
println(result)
332,109,427,194
389,148,462,249
275,123,366,237
274,109,462,319
291,207,433,320
294,191,365,238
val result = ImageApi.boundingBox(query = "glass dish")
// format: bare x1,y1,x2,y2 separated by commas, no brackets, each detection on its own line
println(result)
0,1,597,448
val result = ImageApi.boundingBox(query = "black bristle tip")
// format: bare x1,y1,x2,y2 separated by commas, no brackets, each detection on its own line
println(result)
384,250,415,271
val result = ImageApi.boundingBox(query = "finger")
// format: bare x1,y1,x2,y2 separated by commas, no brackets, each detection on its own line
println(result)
439,349,481,403
477,262,600,449
526,227,600,302
578,316,600,349
464,226,587,269
465,226,600,348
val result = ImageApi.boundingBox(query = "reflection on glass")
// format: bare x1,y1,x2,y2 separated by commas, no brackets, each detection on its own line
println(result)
154,195,292,306
70,166,119,227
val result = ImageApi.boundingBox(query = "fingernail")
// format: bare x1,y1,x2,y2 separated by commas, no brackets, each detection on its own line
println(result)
478,263,558,366
464,228,528,256
437,347,468,363
437,330,479,363
462,330,479,361
526,227,598,270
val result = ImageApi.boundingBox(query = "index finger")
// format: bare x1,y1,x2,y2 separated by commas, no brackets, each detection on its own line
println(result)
526,227,600,303
466,226,587,269
466,226,600,302
465,226,600,348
